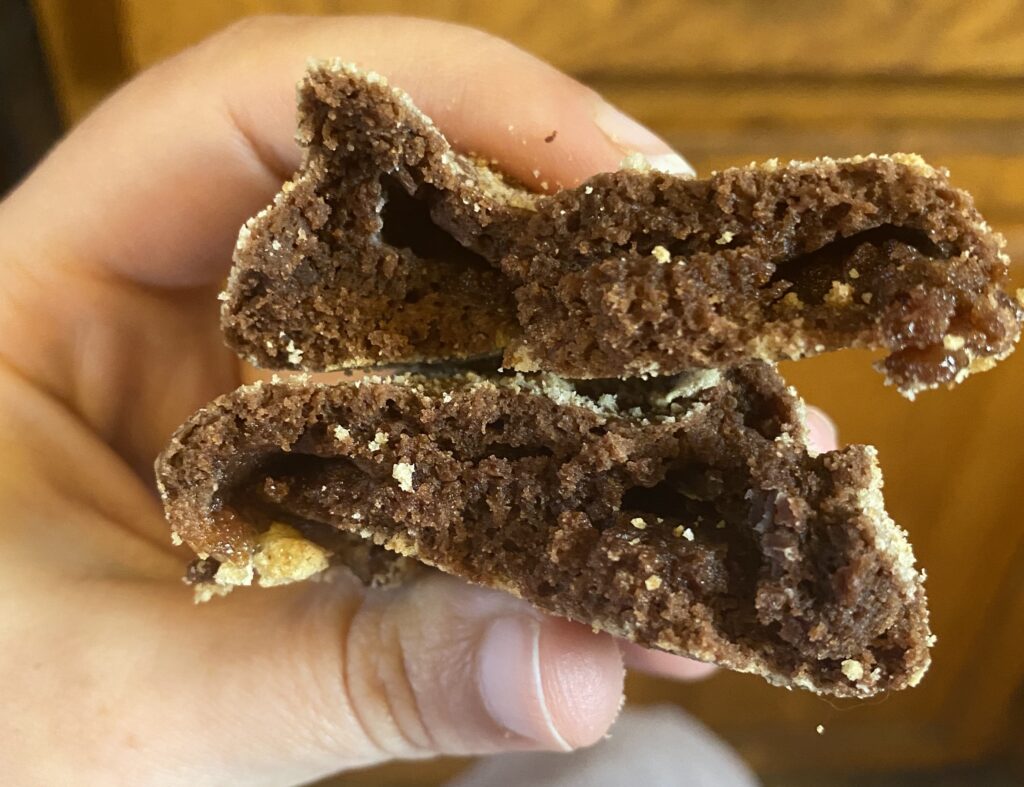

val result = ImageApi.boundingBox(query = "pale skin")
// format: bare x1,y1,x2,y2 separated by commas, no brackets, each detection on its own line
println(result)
0,17,837,785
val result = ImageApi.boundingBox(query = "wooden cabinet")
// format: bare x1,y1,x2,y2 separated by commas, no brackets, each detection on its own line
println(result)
32,0,1024,780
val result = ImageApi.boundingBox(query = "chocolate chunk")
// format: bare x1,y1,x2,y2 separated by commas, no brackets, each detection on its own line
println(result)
221,61,1022,397
155,366,932,697
185,557,220,585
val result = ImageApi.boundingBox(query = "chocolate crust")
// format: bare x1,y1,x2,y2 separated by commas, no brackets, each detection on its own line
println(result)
155,367,932,697
222,61,1022,396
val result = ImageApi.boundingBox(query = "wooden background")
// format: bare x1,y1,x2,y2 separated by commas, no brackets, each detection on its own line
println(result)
31,0,1024,782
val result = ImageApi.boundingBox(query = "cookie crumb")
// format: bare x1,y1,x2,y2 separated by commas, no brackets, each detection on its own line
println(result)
645,575,663,590
392,462,416,492
782,292,804,309
214,560,254,587
716,230,735,245
840,658,864,681
333,425,351,441
620,151,651,171
651,245,672,264
681,527,695,541
816,724,825,735
285,338,304,365
630,517,647,530
253,522,330,587
368,431,389,451
825,281,853,306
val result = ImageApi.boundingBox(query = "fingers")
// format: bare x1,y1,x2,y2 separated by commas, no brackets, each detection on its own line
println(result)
346,574,623,756
805,406,839,452
40,573,623,784
619,641,718,682
1,15,688,290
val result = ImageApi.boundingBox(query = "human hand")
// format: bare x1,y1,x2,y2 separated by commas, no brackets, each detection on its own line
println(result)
0,17,836,785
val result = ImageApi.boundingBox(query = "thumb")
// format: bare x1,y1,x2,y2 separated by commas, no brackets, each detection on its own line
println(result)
342,572,624,759
91,572,624,784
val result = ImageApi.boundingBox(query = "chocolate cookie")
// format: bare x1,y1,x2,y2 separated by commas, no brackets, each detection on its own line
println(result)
222,61,1022,396
156,366,932,697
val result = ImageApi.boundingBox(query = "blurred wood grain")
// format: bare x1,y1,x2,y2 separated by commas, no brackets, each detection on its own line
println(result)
119,0,1024,78
30,0,1024,781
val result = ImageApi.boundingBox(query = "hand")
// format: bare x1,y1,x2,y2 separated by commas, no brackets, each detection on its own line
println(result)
0,17,836,785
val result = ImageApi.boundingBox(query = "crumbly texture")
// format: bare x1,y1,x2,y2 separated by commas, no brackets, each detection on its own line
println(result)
174,481,417,594
222,61,1022,397
155,366,932,698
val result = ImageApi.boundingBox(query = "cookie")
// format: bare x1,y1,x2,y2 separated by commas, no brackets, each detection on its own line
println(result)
221,61,1022,397
156,366,931,697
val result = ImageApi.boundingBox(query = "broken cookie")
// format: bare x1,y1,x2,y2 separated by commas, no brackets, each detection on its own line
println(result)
221,61,1022,397
156,366,932,697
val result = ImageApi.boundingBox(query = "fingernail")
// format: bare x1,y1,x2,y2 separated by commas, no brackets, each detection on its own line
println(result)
476,616,571,751
643,153,696,175
594,101,695,176
805,406,839,453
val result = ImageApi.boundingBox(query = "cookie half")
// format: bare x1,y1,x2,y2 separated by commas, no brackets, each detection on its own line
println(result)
221,61,1022,397
156,366,931,697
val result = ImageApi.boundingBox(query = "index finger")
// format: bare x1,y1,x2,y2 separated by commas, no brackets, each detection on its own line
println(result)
1,15,689,288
